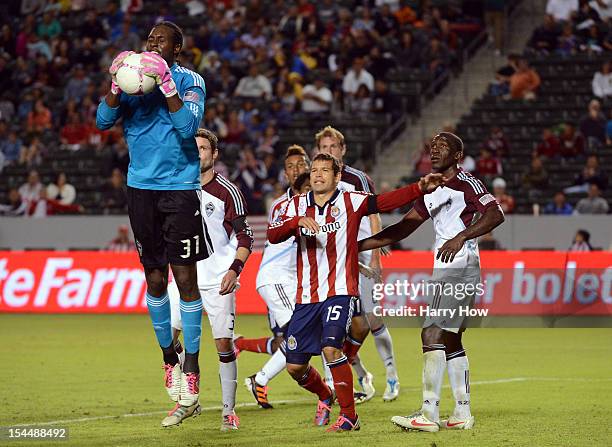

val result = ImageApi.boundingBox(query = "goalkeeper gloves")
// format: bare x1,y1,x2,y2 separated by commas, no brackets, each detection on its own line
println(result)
141,52,178,98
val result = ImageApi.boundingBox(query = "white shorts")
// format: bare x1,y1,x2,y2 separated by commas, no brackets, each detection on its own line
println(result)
168,281,236,339
358,272,376,315
257,282,296,335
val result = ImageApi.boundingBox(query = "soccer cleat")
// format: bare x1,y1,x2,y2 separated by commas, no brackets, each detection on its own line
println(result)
245,375,273,409
179,372,200,407
440,415,475,430
163,363,181,402
326,414,360,432
220,413,240,431
391,411,440,433
314,396,333,426
382,379,400,402
354,372,375,404
161,402,201,427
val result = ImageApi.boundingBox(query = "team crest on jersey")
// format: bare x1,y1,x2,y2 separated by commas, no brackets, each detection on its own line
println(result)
287,335,297,350
331,206,340,218
205,202,215,217
298,200,307,215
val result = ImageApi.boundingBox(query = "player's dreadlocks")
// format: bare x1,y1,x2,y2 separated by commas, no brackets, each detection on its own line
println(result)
154,21,184,52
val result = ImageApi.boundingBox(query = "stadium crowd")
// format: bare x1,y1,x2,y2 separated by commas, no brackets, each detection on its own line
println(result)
0,0,486,216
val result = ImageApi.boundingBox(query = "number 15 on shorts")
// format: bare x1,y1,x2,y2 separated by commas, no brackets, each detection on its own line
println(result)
326,305,342,322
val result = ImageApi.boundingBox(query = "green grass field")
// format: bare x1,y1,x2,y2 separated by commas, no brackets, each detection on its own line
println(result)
1,314,611,447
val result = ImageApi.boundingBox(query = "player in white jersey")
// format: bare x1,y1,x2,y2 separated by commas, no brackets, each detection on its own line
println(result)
235,145,310,409
316,126,400,402
166,129,253,431
358,132,505,432
268,153,444,432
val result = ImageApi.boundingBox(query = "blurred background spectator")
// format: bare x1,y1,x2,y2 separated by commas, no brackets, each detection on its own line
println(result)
544,191,574,215
574,183,610,214
569,229,593,251
106,224,136,252
46,171,76,205
492,177,515,214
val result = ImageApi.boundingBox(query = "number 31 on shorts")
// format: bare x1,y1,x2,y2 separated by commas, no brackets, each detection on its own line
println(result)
180,235,200,259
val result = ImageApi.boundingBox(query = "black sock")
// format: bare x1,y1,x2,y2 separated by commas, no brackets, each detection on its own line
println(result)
162,344,179,366
183,352,200,374
174,340,183,355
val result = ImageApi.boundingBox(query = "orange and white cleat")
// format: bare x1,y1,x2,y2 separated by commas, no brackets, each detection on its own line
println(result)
440,415,475,430
221,413,240,431
245,375,273,409
326,414,360,432
391,411,440,432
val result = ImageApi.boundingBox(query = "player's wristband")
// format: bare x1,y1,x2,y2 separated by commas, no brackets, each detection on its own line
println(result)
110,80,122,95
229,259,244,275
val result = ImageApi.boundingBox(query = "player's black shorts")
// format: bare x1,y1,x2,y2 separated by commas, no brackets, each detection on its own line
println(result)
127,187,211,268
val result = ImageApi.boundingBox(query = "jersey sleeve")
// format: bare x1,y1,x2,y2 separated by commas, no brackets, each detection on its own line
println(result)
169,72,206,139
412,196,430,219
223,184,253,251
267,196,300,243
462,176,501,214
356,182,423,217
96,97,123,130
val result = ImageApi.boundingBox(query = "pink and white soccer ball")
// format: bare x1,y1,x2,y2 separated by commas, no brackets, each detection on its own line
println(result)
115,53,156,96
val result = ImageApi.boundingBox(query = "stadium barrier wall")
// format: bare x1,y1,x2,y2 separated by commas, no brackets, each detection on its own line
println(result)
0,215,611,251
0,251,611,315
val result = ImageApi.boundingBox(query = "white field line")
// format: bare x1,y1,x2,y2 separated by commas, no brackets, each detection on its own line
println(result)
10,377,612,427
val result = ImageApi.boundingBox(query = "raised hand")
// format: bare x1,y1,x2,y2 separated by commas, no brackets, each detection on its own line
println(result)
418,173,447,193
298,217,320,235
140,51,177,97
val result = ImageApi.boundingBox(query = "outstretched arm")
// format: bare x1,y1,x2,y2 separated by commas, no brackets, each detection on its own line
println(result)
369,173,445,214
436,205,505,263
359,208,427,252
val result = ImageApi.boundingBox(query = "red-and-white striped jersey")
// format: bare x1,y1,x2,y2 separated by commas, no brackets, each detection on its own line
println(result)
267,183,423,304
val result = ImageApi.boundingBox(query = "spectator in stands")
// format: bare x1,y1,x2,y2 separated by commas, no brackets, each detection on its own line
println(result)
210,19,237,54
347,83,373,115
232,147,267,214
491,53,519,96
522,156,549,195
557,23,578,55
544,191,574,215
579,99,606,148
591,62,612,100
234,65,272,99
74,37,100,70
80,9,107,44
46,172,76,205
318,0,338,24
63,64,90,103
257,125,280,156
510,58,541,100
0,94,15,123
460,153,476,173
413,139,432,176
224,110,247,145
421,36,449,79
535,127,561,158
1,130,24,166
18,169,43,208
479,231,504,250
342,56,375,100
492,177,515,214
569,229,593,251
483,126,510,157
528,14,560,54
37,11,62,40
0,188,27,216
565,155,608,193
367,45,395,80
396,30,421,68
581,24,605,54
374,4,399,40
28,187,83,217
559,123,584,157
546,0,579,22
476,147,502,184
19,136,43,167
106,224,136,252
102,168,127,214
302,77,332,114
575,183,609,214
0,24,16,58
60,112,89,151
26,99,52,135
203,105,228,140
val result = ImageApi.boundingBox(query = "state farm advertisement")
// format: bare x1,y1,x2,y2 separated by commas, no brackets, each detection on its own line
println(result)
0,251,611,315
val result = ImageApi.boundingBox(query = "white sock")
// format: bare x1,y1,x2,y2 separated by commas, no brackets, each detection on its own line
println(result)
372,326,398,380
255,349,286,386
421,350,446,422
219,359,237,416
447,352,471,419
321,354,335,390
351,353,369,380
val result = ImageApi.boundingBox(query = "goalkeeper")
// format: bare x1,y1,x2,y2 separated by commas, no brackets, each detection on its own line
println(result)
96,21,208,425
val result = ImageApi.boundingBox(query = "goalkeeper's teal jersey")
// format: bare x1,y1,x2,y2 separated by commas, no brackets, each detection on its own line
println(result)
96,63,205,190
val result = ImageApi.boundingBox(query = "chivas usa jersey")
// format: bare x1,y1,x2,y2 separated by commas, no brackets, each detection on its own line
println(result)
256,188,297,289
412,169,502,267
196,172,253,289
